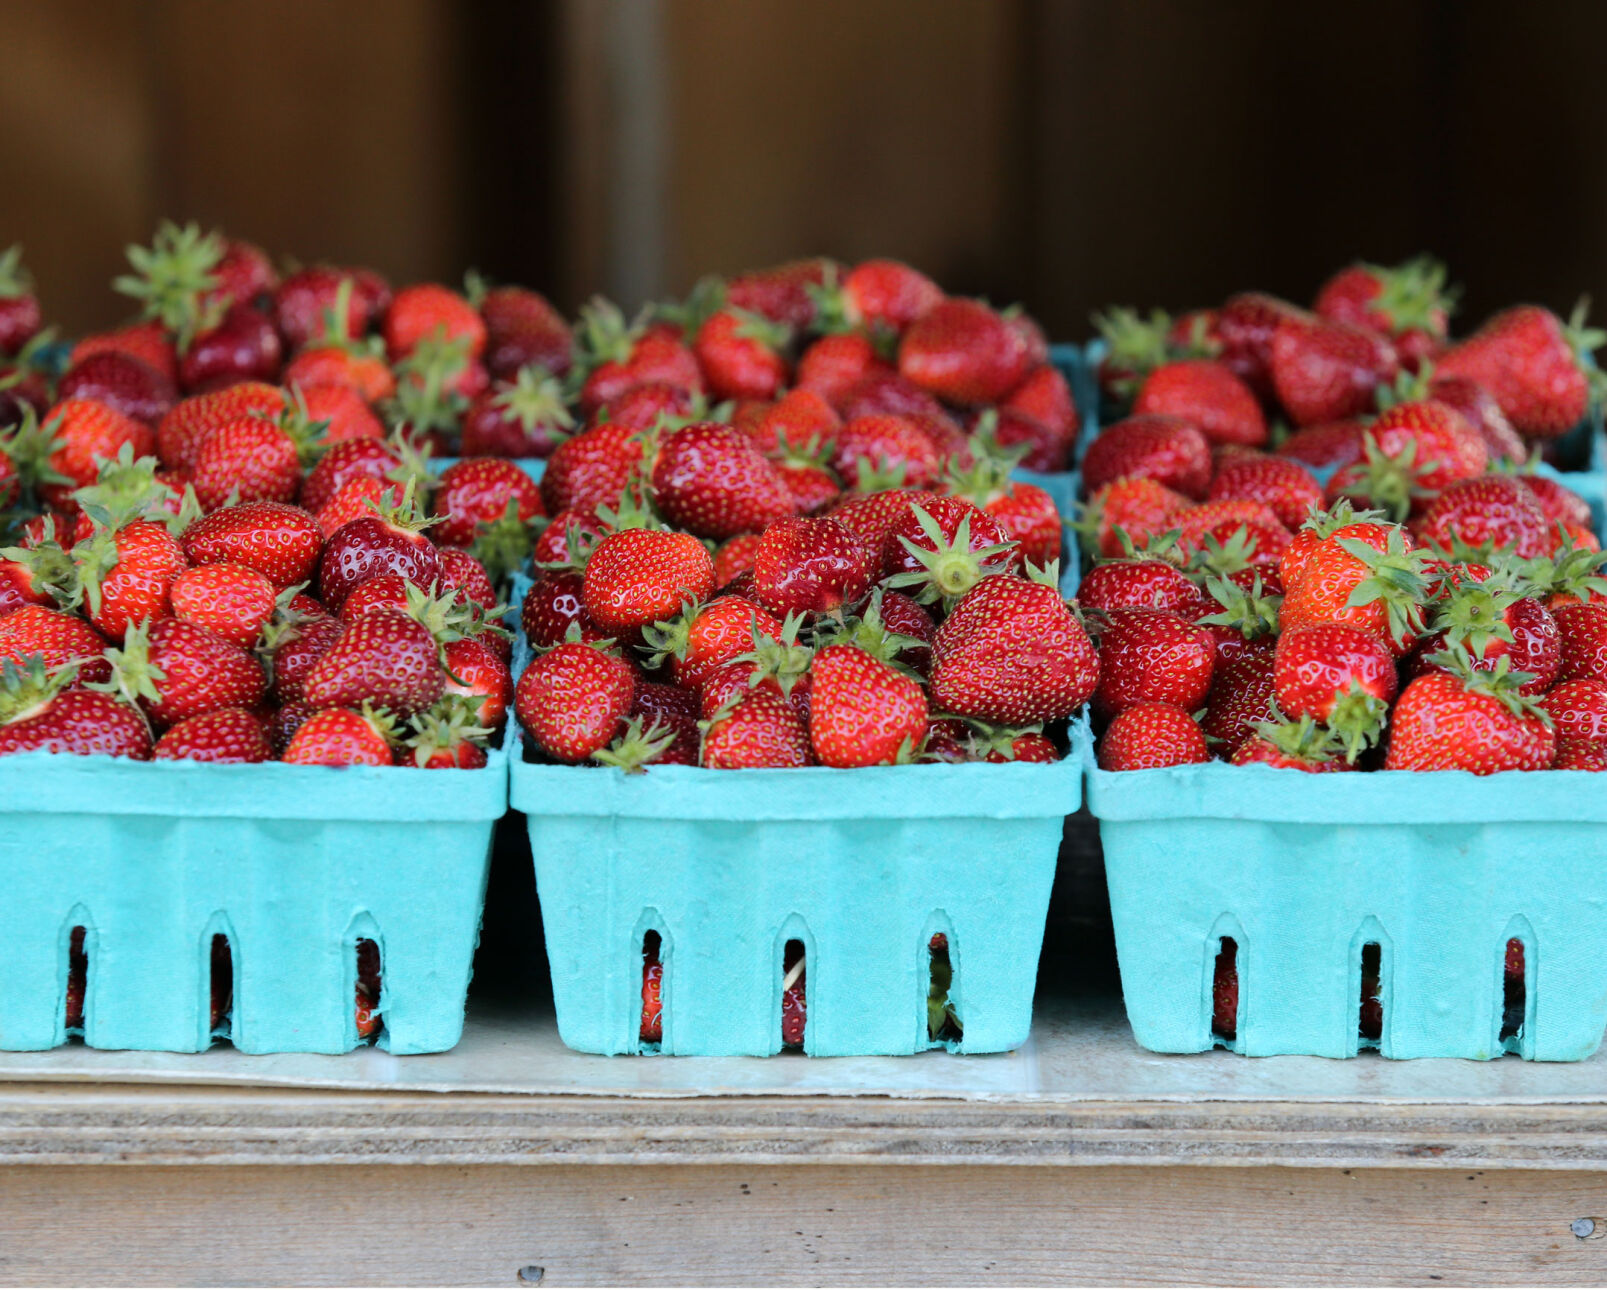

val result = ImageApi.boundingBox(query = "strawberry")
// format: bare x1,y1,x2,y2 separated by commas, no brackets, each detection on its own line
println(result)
202,236,276,311
930,572,1099,722
58,352,176,427
780,943,808,1047
299,438,406,515
153,707,272,763
515,640,636,762
297,382,385,446
1200,649,1277,753
442,636,513,727
1134,359,1266,447
1415,581,1560,695
1364,399,1486,492
1385,653,1554,773
974,727,1058,763
1520,476,1592,532
182,500,322,588
576,303,702,415
651,422,797,538
816,258,943,334
881,495,1019,602
1553,737,1607,770
437,547,497,611
0,245,42,355
1276,419,1368,472
272,265,391,350
795,333,893,409
641,951,665,1042
944,454,1061,568
826,487,937,552
282,706,397,766
1194,571,1281,666
402,696,493,769
692,308,790,402
1092,307,1178,403
1278,522,1428,655
432,457,545,547
180,305,284,392
1435,303,1603,438
746,388,841,456
70,320,178,384
169,562,277,648
840,370,951,423
539,419,648,515
1423,373,1527,464
521,570,594,646
1230,716,1355,772
772,460,841,515
476,283,572,381
0,605,111,682
583,528,715,636
752,516,873,617
383,283,486,363
641,595,782,690
983,407,1069,471
73,519,189,640
284,343,395,404
532,507,608,566
831,415,941,490
1540,677,1607,744
266,614,344,705
101,617,267,727
1552,602,1607,684
302,608,445,718
1079,477,1192,557
0,660,150,759
38,399,157,502
1313,257,1453,371
1091,608,1215,719
700,686,811,769
1097,702,1210,771
1001,363,1079,441
157,382,288,473
1207,455,1324,531
318,488,441,610
190,413,300,511
339,573,415,619
1214,293,1304,400
1174,502,1290,570
1078,554,1204,616
808,644,927,767
461,366,574,458
1273,623,1396,758
1082,415,1211,501
723,259,835,328
1415,475,1551,561
898,298,1032,406
1269,312,1398,426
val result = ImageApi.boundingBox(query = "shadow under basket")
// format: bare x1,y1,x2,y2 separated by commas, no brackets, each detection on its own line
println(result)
511,742,1083,1057
0,741,507,1055
1086,732,1607,1061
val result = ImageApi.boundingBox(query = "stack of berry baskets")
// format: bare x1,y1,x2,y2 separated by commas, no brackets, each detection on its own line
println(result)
509,426,1089,1057
0,229,529,1054
1070,259,1607,1059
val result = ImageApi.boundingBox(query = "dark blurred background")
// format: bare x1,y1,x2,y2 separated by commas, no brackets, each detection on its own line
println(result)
6,0,1607,340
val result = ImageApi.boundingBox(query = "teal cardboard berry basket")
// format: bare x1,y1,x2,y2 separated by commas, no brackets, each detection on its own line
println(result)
0,738,507,1055
508,565,1086,1057
1084,729,1607,1062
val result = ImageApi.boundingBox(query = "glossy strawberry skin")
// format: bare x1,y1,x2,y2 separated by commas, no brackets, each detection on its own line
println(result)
701,687,811,769
1273,623,1397,721
0,690,151,760
169,562,277,648
514,640,636,762
1215,292,1303,400
158,382,288,473
539,420,647,516
1384,671,1554,773
443,636,513,727
269,615,344,705
1435,305,1591,438
808,644,928,768
303,609,445,718
898,299,1032,406
140,619,269,728
0,606,112,683
1097,702,1211,771
1540,677,1607,744
70,320,178,384
1552,603,1607,684
272,265,392,350
182,501,322,588
837,258,944,333
180,305,284,392
655,596,782,690
1365,400,1487,492
1092,608,1215,719
831,415,942,490
1269,313,1398,426
651,423,797,540
582,529,716,637
58,352,176,427
1414,596,1560,696
437,547,498,610
1415,476,1551,561
1206,455,1324,532
1200,650,1277,754
43,399,157,500
752,516,873,617
153,707,273,763
1078,559,1205,617
1134,360,1266,447
318,516,442,611
520,570,594,647
480,285,572,381
282,708,396,766
191,416,300,511
433,458,545,547
384,283,487,362
1082,415,1212,501
81,520,189,640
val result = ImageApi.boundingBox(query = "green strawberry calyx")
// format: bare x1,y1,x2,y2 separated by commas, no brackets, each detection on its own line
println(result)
493,364,576,438
113,221,226,352
1513,533,1607,606
731,612,813,697
0,656,76,726
88,619,165,723
885,505,1018,606
1090,306,1174,400
1249,712,1351,768
1324,685,1391,763
0,245,31,300
1334,531,1431,649
1197,573,1280,641
812,588,927,678
1430,579,1520,662
1293,497,1390,539
638,596,714,671
466,497,541,588
403,694,494,768
1422,648,1550,724
388,329,473,436
1365,256,1457,336
591,715,679,774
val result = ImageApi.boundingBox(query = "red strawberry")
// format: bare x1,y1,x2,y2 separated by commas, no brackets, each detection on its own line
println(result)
267,614,344,705
1273,623,1396,758
651,422,797,539
169,562,277,648
826,487,937,552
1425,373,1527,464
1385,654,1554,773
442,636,513,727
983,407,1070,471
402,697,492,770
1200,649,1277,754
74,520,189,640
461,367,574,458
70,320,177,384
190,414,300,511
701,687,811,769
898,299,1032,405
839,370,951,423
299,438,405,515
1092,306,1181,403
539,420,647,515
1134,359,1266,447
182,500,322,588
641,951,665,1042
103,617,267,727
819,258,943,334
0,663,149,759
532,507,608,566
930,572,1100,722
0,605,111,682
180,305,283,392
1415,475,1551,561
752,516,873,617
1276,419,1369,472
1435,303,1602,438
1091,608,1215,719
284,343,396,404
297,382,385,446
1215,293,1303,401
1539,677,1607,744
302,609,445,717
1269,312,1399,426
157,382,288,473
153,707,272,763
384,284,486,362
1207,454,1324,531
1082,415,1212,501
1278,522,1428,655
1415,583,1560,695
724,259,835,328
1097,702,1210,770
831,415,941,490
272,265,391,350
58,352,176,426
693,308,791,402
433,457,545,547
945,456,1062,568
880,495,1019,601
781,944,808,1047
437,547,497,611
795,333,893,409
747,388,841,456
282,707,397,766
808,644,927,767
1000,363,1079,442
1554,737,1607,770
477,284,572,381
1364,399,1487,491
1078,555,1204,616
576,305,702,416
1080,477,1192,557
339,573,415,619
515,640,636,762
318,493,441,611
773,460,841,515
39,399,157,501
1230,716,1355,772
1313,258,1453,371
1521,475,1592,530
641,595,782,690
520,570,594,647
583,529,716,636
0,245,42,355
1552,602,1607,684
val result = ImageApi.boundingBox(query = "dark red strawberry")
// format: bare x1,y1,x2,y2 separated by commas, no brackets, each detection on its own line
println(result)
433,457,545,547
576,306,702,416
1415,582,1560,695
752,516,873,617
539,419,647,516
1540,676,1607,744
1424,373,1527,464
1552,602,1607,684
272,265,392,350
1415,475,1551,561
1078,555,1204,617
831,414,941,489
1097,702,1211,770
302,609,445,718
101,617,267,727
1207,455,1324,531
898,298,1033,405
1134,359,1266,447
1199,649,1277,754
1215,293,1303,401
477,283,572,381
1091,608,1215,719
880,495,1019,602
0,605,111,682
57,352,176,427
1435,303,1602,438
157,381,288,473
461,367,574,458
180,305,284,392
153,707,272,763
1080,478,1192,557
641,595,782,690
267,614,345,704
70,320,177,384
808,644,927,767
651,422,797,539
0,245,42,356
701,686,811,769
318,490,441,610
182,500,322,588
1081,415,1212,500
1275,419,1368,472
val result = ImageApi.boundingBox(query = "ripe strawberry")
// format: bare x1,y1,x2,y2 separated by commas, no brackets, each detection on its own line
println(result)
432,457,545,548
299,438,406,514
944,455,1061,568
437,547,497,612
74,520,189,640
1082,415,1211,501
650,422,797,539
808,644,927,767
182,500,321,588
1269,312,1398,426
1200,649,1277,754
102,618,267,727
0,662,150,759
282,706,397,766
746,388,841,457
1215,293,1303,401
539,420,648,515
1080,477,1192,557
284,342,395,404
0,245,41,355
532,506,608,567
1415,475,1551,561
1097,702,1211,770
930,572,1099,722
1364,399,1487,492
1553,737,1607,770
1540,676,1607,745
826,487,936,551
1552,602,1607,684
301,608,445,718
1273,623,1396,758
157,382,288,473
39,399,157,501
272,265,392,350
641,595,782,690
1276,419,1368,472
819,258,943,334
1424,373,1527,464
1313,257,1453,371
700,686,811,769
752,516,873,616
58,352,176,426
153,707,272,763
1134,359,1266,447
460,366,574,458
515,640,636,762
795,332,894,409
384,283,486,362
169,562,277,648
1091,608,1215,719
318,489,441,610
780,944,808,1047
692,308,791,402
1207,455,1324,531
1279,522,1428,655
477,283,572,381
180,304,283,392
267,614,344,704
831,415,941,489
583,529,715,636
1174,501,1290,570
0,605,111,682
441,636,513,727
1230,716,1355,772
401,697,492,770
520,570,594,646
339,573,415,619
1078,554,1204,616
1415,582,1560,695
1435,303,1602,438
839,369,950,423
190,414,300,511
70,320,177,384
577,304,702,415
297,382,385,446
1385,654,1554,773
720,258,835,328
881,495,1019,602
899,299,1032,405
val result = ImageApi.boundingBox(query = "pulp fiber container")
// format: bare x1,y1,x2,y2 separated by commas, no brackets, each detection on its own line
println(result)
1086,733,1607,1061
0,737,508,1055
509,560,1086,1057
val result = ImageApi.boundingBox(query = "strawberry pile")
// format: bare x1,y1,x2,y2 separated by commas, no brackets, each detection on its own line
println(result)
1086,501,1607,775
1087,258,1602,559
